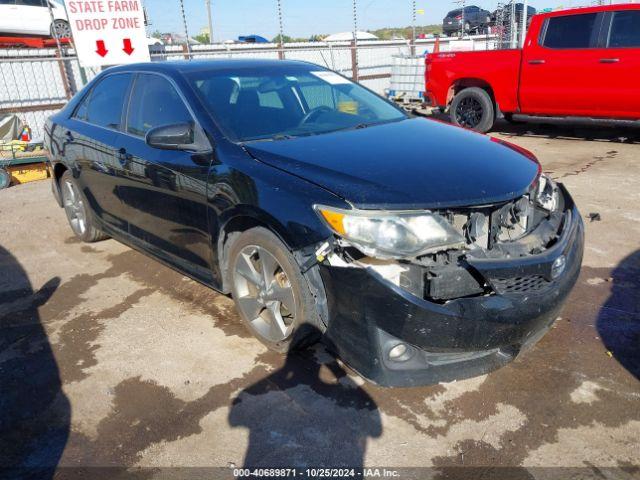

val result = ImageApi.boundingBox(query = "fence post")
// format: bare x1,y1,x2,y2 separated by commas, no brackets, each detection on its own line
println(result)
350,40,359,81
55,50,73,100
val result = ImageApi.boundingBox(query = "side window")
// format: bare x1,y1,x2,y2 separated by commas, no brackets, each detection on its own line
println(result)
73,92,90,121
543,13,598,49
81,74,132,129
0,0,17,5
609,11,640,48
126,74,193,137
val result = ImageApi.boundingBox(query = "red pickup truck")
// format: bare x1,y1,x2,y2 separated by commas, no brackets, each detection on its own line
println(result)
426,4,640,132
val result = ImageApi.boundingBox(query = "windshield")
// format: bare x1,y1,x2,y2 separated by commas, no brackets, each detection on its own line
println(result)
186,66,406,142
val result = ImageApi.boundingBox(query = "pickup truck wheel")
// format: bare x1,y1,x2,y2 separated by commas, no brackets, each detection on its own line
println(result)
450,87,495,133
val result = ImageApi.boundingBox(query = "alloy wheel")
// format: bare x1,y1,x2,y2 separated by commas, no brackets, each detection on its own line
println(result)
233,245,296,343
455,97,484,129
52,20,72,39
62,179,87,236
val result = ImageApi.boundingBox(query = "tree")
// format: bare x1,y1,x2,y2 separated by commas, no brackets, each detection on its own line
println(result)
194,33,210,44
272,34,293,44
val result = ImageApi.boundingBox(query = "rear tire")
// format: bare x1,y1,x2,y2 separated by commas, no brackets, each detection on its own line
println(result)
450,87,495,133
228,227,324,353
51,19,71,39
60,171,108,243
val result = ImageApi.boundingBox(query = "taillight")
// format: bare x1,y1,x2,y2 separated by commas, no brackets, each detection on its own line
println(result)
455,15,462,20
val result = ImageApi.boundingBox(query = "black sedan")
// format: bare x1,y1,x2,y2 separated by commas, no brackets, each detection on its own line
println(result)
45,60,583,387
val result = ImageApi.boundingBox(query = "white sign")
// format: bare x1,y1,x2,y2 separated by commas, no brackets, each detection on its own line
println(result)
65,0,150,68
310,71,351,85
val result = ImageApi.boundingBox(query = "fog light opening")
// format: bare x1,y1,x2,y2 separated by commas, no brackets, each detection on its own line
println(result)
551,255,566,279
388,343,414,362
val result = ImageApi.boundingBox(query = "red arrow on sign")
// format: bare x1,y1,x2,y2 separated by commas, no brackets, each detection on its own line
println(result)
123,38,134,55
95,40,108,57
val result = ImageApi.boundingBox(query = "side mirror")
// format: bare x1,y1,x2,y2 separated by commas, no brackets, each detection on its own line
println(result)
146,123,195,150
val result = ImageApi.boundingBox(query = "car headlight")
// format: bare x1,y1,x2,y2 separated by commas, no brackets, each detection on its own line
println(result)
536,174,559,211
315,205,466,259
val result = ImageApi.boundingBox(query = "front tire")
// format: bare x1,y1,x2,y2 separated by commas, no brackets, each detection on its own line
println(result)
228,227,324,353
450,87,495,133
60,171,108,243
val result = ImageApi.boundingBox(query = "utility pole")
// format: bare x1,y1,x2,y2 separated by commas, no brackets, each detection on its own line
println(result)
205,0,213,43
352,0,359,81
179,0,191,56
276,0,285,59
411,0,416,54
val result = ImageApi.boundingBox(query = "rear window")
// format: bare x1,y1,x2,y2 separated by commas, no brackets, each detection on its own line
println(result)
608,10,640,48
447,9,462,17
542,13,598,49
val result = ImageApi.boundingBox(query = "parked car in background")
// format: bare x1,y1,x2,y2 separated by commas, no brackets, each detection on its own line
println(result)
443,6,492,36
45,60,583,387
492,3,537,27
427,4,640,132
0,0,70,39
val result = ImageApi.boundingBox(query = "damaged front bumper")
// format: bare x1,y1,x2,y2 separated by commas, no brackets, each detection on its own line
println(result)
318,187,584,387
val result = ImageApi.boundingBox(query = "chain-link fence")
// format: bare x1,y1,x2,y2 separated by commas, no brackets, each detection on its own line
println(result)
0,34,498,140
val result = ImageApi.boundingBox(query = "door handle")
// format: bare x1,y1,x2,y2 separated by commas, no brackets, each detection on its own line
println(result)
599,58,620,63
118,148,132,167
65,131,74,142
528,59,545,65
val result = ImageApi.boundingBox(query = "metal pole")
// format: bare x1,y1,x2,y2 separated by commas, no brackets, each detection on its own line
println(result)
352,0,359,81
520,0,528,48
179,0,191,57
206,0,213,43
510,0,517,48
411,0,416,54
461,0,465,38
276,0,285,59
47,1,73,98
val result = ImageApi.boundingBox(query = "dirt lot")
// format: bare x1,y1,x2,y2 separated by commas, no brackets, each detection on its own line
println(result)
1,120,639,479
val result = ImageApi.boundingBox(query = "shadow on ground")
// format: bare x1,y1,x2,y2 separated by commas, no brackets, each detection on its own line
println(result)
229,326,381,469
425,111,640,143
0,245,69,479
597,250,640,380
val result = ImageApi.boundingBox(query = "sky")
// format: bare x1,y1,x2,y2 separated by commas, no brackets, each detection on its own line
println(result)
141,0,599,42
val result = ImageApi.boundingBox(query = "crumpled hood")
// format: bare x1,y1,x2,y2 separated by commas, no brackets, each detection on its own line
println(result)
244,117,540,210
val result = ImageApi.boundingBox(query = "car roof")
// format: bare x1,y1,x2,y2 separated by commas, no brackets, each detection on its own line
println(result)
106,59,318,75
536,3,640,18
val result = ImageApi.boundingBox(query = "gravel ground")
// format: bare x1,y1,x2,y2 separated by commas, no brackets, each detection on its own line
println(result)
1,119,638,479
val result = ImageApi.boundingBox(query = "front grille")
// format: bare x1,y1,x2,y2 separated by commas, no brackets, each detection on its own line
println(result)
492,275,551,295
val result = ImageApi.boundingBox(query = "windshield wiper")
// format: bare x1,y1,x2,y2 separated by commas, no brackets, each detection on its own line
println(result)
272,134,294,141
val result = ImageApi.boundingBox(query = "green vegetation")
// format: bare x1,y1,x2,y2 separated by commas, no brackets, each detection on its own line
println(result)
194,33,210,44
368,24,442,40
